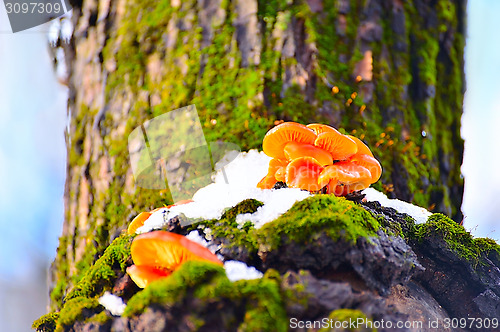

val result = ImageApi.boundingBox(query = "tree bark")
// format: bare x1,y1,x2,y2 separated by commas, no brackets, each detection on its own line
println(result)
50,0,465,308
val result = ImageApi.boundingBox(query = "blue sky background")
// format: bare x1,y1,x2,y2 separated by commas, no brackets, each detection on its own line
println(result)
0,13,66,281
0,0,499,330
462,0,500,239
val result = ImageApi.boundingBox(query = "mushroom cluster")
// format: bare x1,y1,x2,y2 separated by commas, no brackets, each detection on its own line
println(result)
257,122,381,196
126,230,222,288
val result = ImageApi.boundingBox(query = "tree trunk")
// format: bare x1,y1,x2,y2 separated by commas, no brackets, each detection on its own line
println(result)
50,0,465,309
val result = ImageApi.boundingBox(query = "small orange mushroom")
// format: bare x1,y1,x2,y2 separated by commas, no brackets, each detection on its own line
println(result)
127,231,222,288
262,122,316,159
318,162,372,196
127,212,152,235
285,156,324,192
257,158,288,189
314,131,358,161
127,200,194,235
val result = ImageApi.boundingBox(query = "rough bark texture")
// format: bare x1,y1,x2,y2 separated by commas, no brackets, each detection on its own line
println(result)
36,196,500,332
50,0,466,310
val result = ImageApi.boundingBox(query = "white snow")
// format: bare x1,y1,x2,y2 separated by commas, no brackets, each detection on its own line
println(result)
235,188,310,228
224,260,264,281
363,188,432,224
47,19,61,46
137,150,311,232
98,292,126,316
137,208,171,233
60,17,73,43
169,231,264,281
136,149,432,234
185,230,210,247
185,230,221,255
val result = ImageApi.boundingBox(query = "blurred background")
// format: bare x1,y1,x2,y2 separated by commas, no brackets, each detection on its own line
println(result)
0,1,499,330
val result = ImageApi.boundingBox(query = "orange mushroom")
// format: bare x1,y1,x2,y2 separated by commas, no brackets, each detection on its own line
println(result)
346,135,374,157
127,200,194,235
257,158,289,189
127,231,222,288
262,122,316,159
126,265,172,289
285,156,324,192
127,212,152,235
306,123,337,135
275,165,287,182
284,142,333,166
348,154,382,183
314,131,358,161
318,162,372,196
258,121,381,195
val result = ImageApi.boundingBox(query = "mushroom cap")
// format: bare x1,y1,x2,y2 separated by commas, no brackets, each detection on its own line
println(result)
318,162,372,189
348,154,382,182
257,174,278,189
314,132,358,161
284,142,333,166
346,135,374,157
154,199,194,212
257,158,288,189
285,156,324,192
127,212,152,235
306,123,338,135
262,122,316,159
130,231,222,273
126,265,172,289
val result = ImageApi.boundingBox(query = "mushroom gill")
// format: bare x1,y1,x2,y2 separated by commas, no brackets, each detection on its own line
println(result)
126,265,172,289
314,131,358,161
127,231,222,288
262,122,316,159
284,141,333,166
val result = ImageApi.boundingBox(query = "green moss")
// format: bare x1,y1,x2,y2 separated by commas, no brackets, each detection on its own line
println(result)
413,214,500,266
32,312,59,332
88,310,112,325
235,273,288,332
50,275,67,308
65,235,133,301
36,235,133,332
193,195,380,262
258,195,380,251
191,199,263,260
220,199,264,221
124,261,288,331
56,298,103,332
124,261,227,316
319,309,374,332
